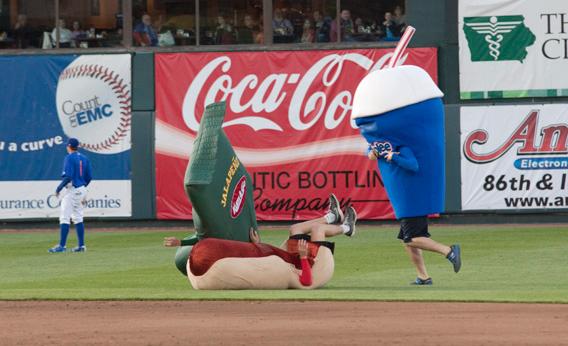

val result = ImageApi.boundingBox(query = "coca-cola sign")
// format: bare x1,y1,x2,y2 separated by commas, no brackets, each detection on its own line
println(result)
182,53,413,134
155,48,438,220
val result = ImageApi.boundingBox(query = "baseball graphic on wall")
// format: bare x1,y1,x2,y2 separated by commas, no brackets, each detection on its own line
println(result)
56,55,131,154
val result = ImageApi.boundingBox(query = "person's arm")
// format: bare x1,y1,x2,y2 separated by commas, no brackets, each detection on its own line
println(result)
56,156,73,194
366,146,378,160
180,234,199,246
387,146,419,172
133,24,148,46
163,237,181,247
62,29,72,43
299,258,312,286
330,20,337,41
133,31,145,46
297,239,312,286
249,228,261,243
164,234,199,247
285,20,294,35
84,159,92,186
149,27,159,46
56,177,71,194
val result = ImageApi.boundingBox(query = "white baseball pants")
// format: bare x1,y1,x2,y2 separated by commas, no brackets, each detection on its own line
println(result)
59,186,87,224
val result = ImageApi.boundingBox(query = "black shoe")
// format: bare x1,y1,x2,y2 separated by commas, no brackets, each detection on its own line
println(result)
342,206,357,237
328,193,344,224
411,277,433,285
447,244,461,273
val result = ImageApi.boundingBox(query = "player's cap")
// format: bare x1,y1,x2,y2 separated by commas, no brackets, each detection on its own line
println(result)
67,138,79,149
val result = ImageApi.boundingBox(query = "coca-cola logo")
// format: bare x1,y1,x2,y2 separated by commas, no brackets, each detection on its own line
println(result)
231,176,247,218
182,52,408,134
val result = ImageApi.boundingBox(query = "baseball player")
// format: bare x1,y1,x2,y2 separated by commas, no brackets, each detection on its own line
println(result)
48,138,92,253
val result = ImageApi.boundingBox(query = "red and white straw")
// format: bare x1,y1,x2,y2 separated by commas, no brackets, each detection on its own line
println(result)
387,25,416,68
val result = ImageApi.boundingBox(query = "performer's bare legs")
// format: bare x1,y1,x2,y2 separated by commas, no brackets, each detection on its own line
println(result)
289,217,328,235
404,245,429,280
406,237,451,256
289,194,357,240
291,221,344,241
403,237,452,281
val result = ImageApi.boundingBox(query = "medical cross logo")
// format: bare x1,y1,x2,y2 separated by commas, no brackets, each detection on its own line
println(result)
463,15,536,62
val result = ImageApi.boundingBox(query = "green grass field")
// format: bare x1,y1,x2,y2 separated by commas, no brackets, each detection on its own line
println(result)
1,225,567,302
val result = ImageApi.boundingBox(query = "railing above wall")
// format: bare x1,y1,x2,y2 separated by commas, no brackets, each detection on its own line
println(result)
0,41,403,56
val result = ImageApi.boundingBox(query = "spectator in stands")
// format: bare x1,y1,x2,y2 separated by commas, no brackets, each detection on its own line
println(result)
104,28,123,47
71,21,86,41
255,22,264,44
287,4,305,43
354,17,364,33
214,15,236,45
272,8,293,43
51,19,73,48
382,12,401,41
134,14,158,46
12,14,33,48
330,9,354,42
352,17,372,42
313,10,331,43
393,5,407,32
370,19,383,35
300,19,314,43
369,19,385,41
237,14,258,44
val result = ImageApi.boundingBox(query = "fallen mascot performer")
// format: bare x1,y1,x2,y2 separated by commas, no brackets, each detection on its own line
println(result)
163,102,357,290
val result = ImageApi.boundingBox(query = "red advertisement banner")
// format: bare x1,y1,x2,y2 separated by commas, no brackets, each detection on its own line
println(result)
155,48,438,220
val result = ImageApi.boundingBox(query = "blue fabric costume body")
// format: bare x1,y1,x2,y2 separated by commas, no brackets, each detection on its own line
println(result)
355,98,445,218
351,65,445,219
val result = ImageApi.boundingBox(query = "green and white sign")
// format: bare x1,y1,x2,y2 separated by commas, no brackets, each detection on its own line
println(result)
459,0,568,100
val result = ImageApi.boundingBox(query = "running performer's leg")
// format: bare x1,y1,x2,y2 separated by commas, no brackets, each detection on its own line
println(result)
404,244,429,280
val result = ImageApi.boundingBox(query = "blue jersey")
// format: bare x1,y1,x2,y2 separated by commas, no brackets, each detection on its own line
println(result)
56,151,92,193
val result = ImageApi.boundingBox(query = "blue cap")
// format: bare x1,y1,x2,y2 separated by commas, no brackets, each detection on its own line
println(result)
67,138,79,149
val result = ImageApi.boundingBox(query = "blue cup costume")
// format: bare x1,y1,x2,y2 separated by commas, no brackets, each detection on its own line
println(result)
351,65,445,218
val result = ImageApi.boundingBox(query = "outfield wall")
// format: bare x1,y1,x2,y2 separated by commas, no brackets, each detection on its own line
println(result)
2,0,568,221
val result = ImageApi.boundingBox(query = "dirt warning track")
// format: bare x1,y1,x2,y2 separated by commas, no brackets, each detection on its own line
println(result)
1,301,567,345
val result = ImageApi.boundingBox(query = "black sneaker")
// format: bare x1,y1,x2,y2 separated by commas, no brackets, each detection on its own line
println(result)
328,193,344,224
411,277,433,285
342,206,357,237
447,244,461,273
